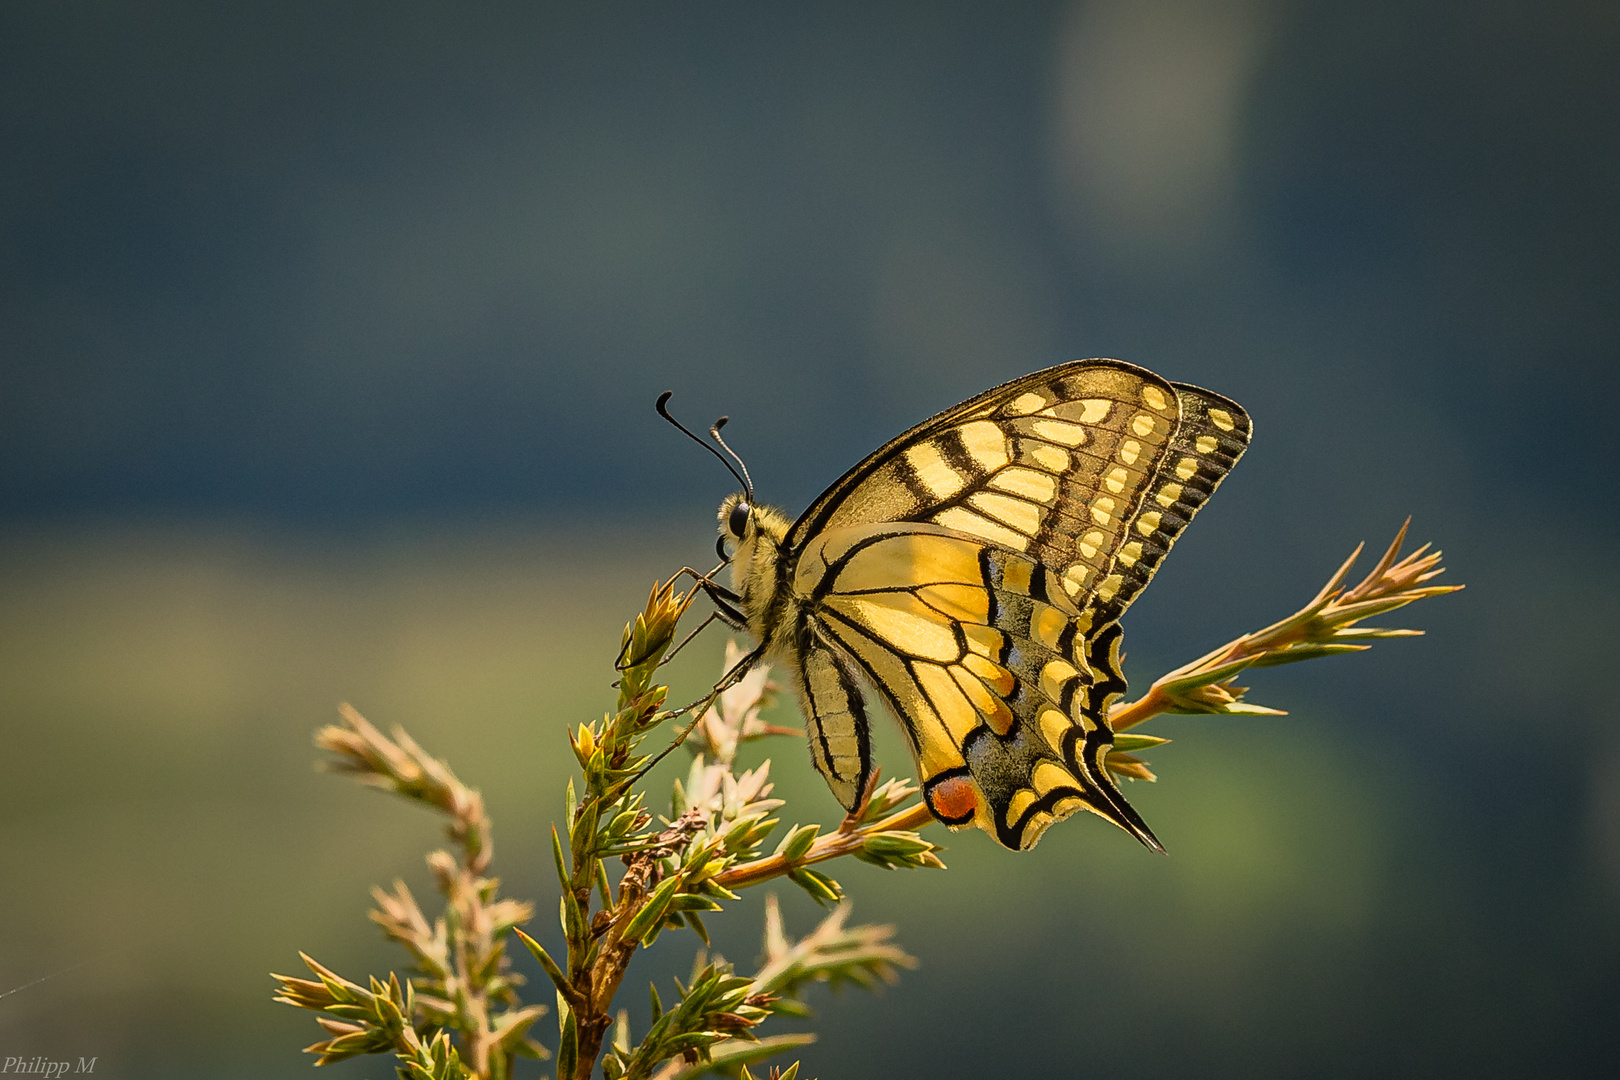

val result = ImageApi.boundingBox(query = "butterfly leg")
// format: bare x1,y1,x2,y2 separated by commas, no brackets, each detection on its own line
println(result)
701,582,749,630
670,640,766,714
656,610,726,668
630,640,772,783
664,563,750,631
667,562,731,590
654,586,750,670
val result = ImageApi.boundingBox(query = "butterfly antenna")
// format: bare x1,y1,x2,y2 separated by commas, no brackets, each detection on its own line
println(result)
709,416,754,502
657,391,751,495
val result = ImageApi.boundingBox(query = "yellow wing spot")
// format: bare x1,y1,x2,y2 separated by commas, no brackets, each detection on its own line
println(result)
1195,434,1219,454
1040,658,1080,704
916,583,990,623
1079,399,1112,423
952,666,1014,733
825,533,984,594
1136,510,1163,536
1095,573,1123,602
958,421,1011,470
1154,482,1183,508
1032,603,1067,651
1050,795,1085,819
1029,443,1070,472
1131,412,1157,437
1175,456,1199,481
961,651,1015,696
962,623,1003,659
915,663,981,745
1208,407,1235,431
834,594,962,662
1104,465,1129,494
1007,391,1049,415
1038,708,1071,754
950,663,996,713
1062,563,1092,597
806,693,856,748
985,699,1016,736
990,466,1057,503
1140,385,1169,411
1032,760,1076,797
968,491,1042,536
1019,809,1058,848
905,442,967,498
997,554,1035,595
1078,529,1105,559
1118,540,1143,568
1089,495,1116,525
935,507,1030,552
1118,439,1141,466
1005,789,1036,829
1070,691,1098,730
1031,419,1088,447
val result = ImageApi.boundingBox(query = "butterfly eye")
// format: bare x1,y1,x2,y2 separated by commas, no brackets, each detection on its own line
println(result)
727,500,752,539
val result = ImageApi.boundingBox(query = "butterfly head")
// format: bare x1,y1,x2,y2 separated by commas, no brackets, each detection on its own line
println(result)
722,493,753,545
716,492,791,562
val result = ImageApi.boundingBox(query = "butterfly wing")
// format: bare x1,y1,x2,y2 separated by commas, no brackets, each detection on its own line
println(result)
787,522,1155,849
794,641,875,812
779,360,1251,849
787,359,1249,623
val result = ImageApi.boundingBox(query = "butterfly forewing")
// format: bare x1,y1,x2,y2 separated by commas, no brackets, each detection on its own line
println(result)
1080,382,1252,627
790,361,1173,559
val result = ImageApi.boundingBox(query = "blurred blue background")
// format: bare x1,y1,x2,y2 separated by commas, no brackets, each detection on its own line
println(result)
1,2,1616,1077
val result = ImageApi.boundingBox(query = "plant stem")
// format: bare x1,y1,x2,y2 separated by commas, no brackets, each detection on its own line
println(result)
713,802,936,890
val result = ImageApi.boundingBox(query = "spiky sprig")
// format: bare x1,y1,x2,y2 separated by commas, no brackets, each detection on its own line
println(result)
271,953,480,1080
518,590,938,1080
634,897,912,1080
276,709,546,1079
1109,518,1462,742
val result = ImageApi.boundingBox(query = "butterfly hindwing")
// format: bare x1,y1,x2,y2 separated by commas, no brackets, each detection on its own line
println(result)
789,522,1157,849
